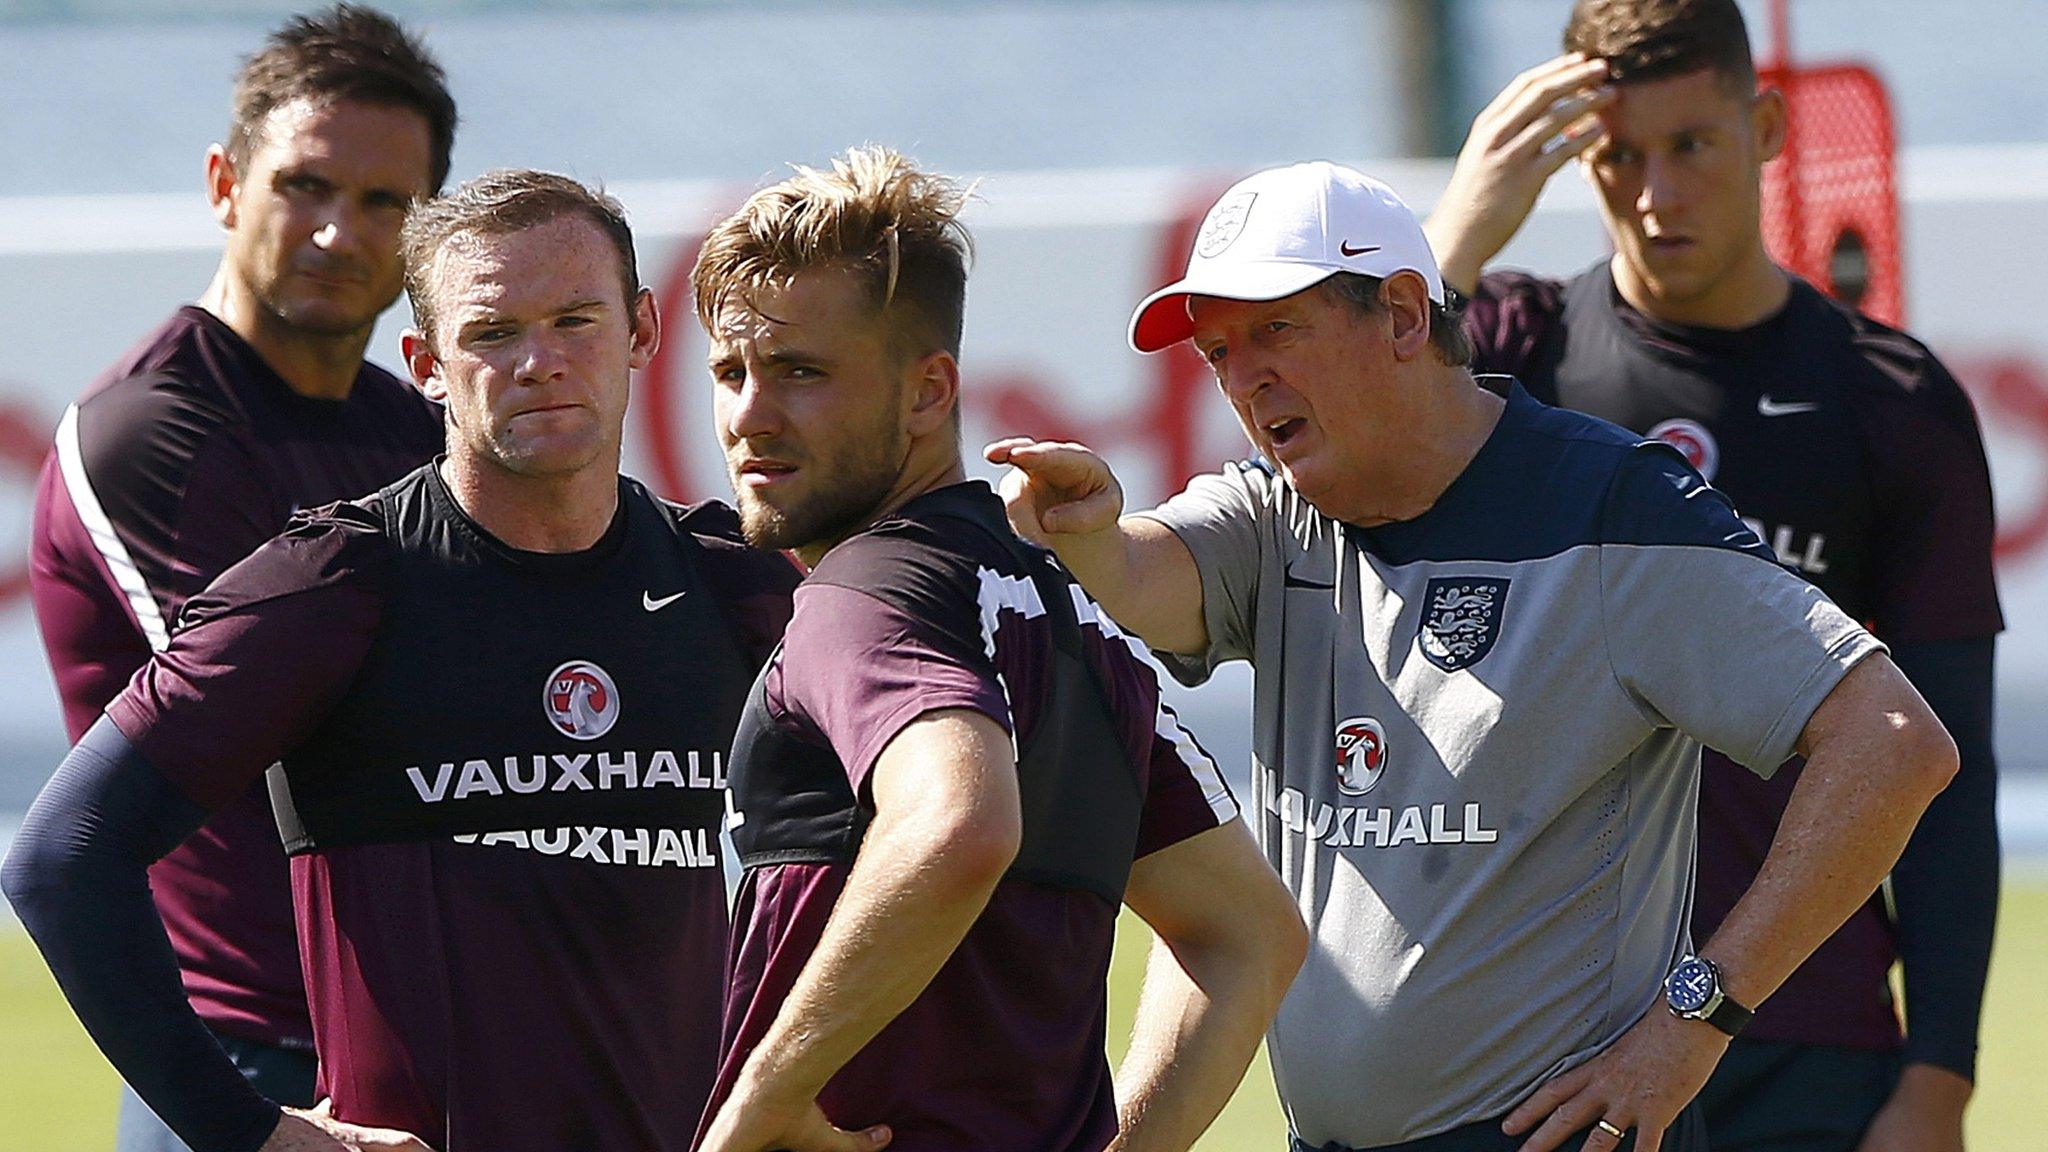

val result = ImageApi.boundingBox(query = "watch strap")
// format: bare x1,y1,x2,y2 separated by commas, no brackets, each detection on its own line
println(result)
1703,991,1753,1038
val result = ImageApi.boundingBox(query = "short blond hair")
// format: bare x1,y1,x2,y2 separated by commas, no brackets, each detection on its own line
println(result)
693,146,973,359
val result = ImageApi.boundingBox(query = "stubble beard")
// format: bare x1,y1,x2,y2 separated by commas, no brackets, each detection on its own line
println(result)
252,268,389,343
732,424,909,554
229,225,385,342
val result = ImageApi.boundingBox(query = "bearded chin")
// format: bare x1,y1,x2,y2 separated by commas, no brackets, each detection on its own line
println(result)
730,413,910,555
735,472,895,555
734,495,801,552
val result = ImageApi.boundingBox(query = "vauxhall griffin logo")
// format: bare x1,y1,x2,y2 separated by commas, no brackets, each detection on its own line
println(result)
1648,418,1719,482
545,660,621,740
1419,577,1510,672
1334,716,1389,795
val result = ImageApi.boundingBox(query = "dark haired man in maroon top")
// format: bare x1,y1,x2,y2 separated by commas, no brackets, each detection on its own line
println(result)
28,9,457,1148
7,172,795,1152
690,147,1306,1152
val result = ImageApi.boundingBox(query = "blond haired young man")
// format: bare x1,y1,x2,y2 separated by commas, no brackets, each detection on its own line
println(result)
692,147,1305,1152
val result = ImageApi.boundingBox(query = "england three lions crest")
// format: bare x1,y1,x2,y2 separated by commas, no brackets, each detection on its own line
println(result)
1418,577,1510,672
1195,191,1257,258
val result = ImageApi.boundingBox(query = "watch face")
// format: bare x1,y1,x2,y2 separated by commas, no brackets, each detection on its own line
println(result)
1666,958,1715,1014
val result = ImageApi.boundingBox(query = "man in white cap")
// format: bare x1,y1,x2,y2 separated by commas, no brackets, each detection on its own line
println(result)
988,160,1959,1152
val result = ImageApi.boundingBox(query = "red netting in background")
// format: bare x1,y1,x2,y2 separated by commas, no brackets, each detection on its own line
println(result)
1758,63,1904,325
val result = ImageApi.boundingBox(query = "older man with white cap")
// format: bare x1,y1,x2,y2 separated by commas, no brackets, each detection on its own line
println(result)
987,161,1958,1152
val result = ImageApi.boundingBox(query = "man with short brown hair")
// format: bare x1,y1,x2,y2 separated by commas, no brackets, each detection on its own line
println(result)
1428,1,2001,1147
7,171,796,1152
26,7,455,1149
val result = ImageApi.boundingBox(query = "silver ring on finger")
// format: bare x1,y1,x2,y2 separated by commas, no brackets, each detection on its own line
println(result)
1594,1118,1627,1139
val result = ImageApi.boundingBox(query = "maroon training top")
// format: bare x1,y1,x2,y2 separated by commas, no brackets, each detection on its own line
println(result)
30,305,442,1049
709,482,1240,1152
106,467,796,1149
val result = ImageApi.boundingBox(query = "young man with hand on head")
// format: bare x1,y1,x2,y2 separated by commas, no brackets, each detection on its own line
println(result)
1428,3,2000,1148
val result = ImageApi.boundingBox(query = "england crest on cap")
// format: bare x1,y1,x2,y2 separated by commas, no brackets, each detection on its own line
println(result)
1130,160,1447,354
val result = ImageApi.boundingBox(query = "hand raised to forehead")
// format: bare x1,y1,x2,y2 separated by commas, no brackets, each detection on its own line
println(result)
1425,53,1617,294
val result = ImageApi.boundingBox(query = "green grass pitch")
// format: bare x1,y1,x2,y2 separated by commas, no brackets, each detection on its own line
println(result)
3,883,2043,1151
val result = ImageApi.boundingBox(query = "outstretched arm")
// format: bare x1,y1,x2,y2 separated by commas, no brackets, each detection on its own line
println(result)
698,709,1022,1152
986,438,1208,654
1110,820,1306,1152
1424,53,1615,295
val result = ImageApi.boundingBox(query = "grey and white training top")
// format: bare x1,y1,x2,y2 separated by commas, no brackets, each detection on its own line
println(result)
1142,382,1879,1148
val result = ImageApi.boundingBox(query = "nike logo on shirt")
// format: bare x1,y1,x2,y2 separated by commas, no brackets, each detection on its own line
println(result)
1283,565,1336,590
642,590,686,611
1757,396,1821,417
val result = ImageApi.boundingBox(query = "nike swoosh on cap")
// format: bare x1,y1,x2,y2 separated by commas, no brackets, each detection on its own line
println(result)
1339,241,1381,257
642,590,686,611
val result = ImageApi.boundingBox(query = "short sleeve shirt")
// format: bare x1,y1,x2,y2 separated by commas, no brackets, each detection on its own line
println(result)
1140,383,1880,1146
1466,265,2001,1051
108,469,796,1151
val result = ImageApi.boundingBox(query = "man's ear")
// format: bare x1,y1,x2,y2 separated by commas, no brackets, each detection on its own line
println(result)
1381,272,1434,363
1752,85,1788,165
205,144,240,231
628,288,662,372
401,328,448,403
904,350,961,438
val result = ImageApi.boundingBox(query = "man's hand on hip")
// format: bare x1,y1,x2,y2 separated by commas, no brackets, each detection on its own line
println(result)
1855,1063,1970,1152
263,1100,435,1151
1425,53,1615,295
696,1090,891,1152
1502,1008,1727,1152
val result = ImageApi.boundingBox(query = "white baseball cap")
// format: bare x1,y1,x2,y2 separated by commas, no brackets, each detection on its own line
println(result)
1129,160,1446,354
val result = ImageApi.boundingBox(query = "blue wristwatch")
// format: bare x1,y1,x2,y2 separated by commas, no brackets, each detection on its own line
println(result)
1664,955,1752,1038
